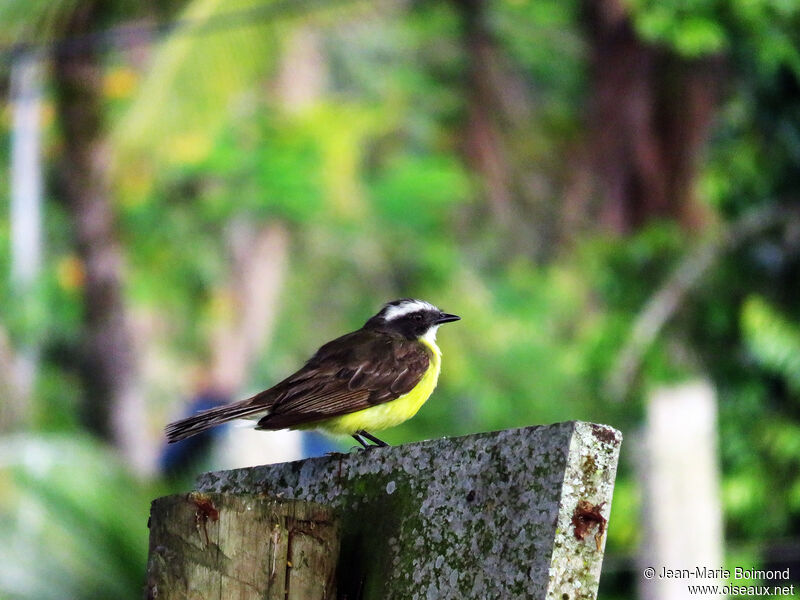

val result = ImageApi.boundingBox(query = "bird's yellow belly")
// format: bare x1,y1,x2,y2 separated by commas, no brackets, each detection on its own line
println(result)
312,339,441,436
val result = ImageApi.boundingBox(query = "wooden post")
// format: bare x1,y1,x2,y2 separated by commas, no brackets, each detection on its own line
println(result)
145,493,339,599
194,421,621,600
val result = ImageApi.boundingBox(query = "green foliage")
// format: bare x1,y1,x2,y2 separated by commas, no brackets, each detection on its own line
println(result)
495,0,584,110
605,477,640,552
629,1,728,57
3,0,800,597
371,154,469,232
0,0,81,47
113,0,283,169
628,0,800,66
0,435,160,600
200,114,325,223
741,295,800,392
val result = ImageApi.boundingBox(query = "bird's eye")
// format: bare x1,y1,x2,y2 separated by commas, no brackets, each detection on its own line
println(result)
413,314,423,321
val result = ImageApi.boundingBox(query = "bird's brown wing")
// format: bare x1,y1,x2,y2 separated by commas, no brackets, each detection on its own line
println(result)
255,330,429,430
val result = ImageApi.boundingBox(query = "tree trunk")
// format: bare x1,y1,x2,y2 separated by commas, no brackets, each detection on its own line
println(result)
53,3,149,474
210,220,290,394
456,0,515,228
576,0,722,234
0,326,23,432
452,0,562,258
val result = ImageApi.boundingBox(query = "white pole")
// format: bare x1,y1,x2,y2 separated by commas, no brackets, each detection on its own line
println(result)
638,379,725,600
9,50,44,409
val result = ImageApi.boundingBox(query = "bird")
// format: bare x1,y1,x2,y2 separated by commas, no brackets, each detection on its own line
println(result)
165,298,460,448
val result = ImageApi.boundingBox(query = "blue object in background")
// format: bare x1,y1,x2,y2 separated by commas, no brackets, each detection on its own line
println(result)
159,391,230,477
301,430,338,458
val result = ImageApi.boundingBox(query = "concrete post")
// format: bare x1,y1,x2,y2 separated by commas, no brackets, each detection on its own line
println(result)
195,421,621,599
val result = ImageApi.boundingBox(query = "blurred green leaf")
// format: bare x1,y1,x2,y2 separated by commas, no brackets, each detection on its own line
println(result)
0,435,160,600
741,295,800,392
113,0,284,168
371,154,470,232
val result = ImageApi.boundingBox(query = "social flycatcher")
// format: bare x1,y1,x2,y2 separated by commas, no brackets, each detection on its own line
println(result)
165,299,460,448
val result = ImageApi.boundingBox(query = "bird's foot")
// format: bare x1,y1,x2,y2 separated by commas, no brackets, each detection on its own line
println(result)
352,430,389,449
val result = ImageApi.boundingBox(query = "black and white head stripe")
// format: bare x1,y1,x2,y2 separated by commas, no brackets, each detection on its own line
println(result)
380,299,440,321
364,298,459,339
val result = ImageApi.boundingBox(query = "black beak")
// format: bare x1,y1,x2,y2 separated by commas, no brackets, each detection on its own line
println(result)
436,312,461,324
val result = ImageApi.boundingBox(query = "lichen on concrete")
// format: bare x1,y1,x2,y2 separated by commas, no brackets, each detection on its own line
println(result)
547,423,621,600
195,421,621,600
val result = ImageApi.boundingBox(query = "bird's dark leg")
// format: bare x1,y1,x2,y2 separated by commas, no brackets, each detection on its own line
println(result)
352,433,370,449
358,430,389,447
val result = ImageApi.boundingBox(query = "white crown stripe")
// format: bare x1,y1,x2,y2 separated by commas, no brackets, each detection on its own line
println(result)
381,299,439,321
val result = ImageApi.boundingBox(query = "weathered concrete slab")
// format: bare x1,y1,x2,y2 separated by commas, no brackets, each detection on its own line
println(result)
195,421,621,600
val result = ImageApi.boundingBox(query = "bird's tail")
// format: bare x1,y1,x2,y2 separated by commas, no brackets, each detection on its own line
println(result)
165,398,269,443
